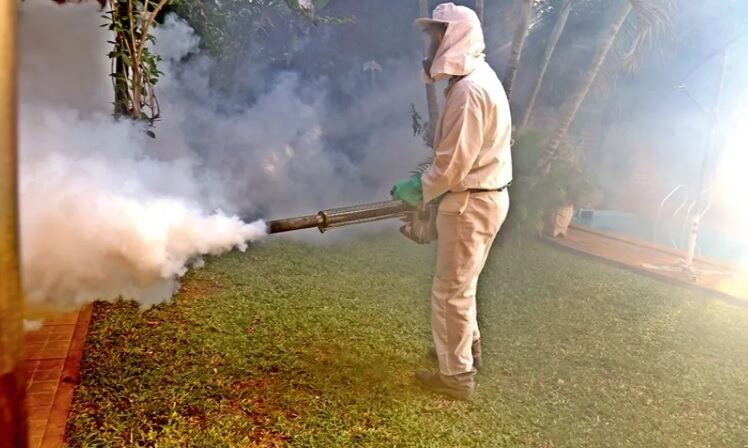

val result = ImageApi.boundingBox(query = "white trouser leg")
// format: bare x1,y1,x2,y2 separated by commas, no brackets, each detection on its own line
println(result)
431,190,509,375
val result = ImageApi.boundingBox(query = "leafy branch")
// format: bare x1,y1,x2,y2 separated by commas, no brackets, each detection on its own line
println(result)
105,0,170,125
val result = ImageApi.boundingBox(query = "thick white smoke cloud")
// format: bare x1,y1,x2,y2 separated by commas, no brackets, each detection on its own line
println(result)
150,15,426,217
19,2,266,310
18,1,425,310
19,114,266,308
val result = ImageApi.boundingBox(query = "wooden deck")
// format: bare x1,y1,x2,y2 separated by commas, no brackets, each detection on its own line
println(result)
548,225,748,305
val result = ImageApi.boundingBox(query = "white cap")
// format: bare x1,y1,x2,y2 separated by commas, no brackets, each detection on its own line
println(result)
415,3,481,29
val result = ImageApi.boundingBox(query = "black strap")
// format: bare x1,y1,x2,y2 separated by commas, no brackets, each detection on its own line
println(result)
464,185,509,194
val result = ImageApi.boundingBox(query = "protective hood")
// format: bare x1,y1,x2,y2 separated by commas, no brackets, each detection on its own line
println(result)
420,3,486,83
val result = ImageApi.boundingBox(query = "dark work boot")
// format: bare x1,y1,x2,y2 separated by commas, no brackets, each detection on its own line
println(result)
471,339,482,370
415,369,475,400
426,339,483,371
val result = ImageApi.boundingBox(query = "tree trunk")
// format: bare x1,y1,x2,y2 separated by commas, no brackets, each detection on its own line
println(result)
419,0,440,146
503,0,533,100
476,0,485,25
540,2,632,171
519,0,572,131
113,56,129,117
113,0,130,117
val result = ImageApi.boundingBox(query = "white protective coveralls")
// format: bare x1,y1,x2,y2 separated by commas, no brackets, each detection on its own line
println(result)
419,3,513,376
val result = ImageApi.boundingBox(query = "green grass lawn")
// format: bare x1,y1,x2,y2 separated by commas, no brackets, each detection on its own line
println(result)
66,233,748,447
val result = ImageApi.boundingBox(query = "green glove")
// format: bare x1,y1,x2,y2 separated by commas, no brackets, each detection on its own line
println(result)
391,174,423,207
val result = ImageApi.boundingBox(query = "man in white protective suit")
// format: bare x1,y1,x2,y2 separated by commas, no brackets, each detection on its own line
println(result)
391,2,513,400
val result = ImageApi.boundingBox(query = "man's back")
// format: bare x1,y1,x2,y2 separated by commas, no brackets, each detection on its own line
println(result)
418,2,513,203
442,60,513,194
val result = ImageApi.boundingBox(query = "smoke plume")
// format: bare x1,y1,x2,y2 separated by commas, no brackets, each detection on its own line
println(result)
19,2,263,310
18,1,425,310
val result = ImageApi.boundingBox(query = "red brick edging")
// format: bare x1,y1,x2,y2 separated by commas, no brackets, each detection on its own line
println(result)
25,305,93,448
43,305,92,447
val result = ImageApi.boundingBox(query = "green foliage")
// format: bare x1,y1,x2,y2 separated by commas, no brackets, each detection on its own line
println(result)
409,104,433,148
170,0,349,62
105,0,169,124
66,236,748,447
507,131,599,238
169,0,270,58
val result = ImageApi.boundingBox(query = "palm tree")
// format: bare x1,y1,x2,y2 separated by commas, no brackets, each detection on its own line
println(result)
476,0,485,24
538,0,672,171
519,0,573,131
419,0,440,146
503,0,534,100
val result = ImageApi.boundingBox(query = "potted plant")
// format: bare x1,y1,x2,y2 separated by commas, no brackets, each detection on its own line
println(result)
544,144,601,237
504,132,599,241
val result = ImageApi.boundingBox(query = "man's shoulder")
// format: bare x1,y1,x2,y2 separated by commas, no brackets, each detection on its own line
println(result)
455,63,501,95
453,63,507,105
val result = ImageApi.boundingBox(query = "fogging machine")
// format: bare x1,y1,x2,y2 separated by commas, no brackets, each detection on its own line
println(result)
266,199,437,244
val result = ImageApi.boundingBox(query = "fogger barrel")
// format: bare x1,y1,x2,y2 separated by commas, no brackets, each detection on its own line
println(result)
267,200,412,234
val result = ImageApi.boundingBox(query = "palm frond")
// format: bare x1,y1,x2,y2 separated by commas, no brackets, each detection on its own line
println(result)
485,0,557,60
590,61,620,97
620,0,676,73
411,157,434,176
529,0,557,32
